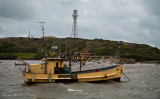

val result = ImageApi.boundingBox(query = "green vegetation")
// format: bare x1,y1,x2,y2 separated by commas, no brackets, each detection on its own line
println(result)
0,53,42,60
0,37,160,61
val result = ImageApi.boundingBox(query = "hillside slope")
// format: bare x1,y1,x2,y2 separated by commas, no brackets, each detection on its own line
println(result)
0,37,160,61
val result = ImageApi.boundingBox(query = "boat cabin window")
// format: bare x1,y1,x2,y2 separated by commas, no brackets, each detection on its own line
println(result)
56,62,59,67
54,61,63,74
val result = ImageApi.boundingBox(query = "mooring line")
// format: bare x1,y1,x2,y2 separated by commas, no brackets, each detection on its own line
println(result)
122,72,130,81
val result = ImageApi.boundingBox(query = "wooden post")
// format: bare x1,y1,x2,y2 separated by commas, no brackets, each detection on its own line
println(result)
32,72,35,82
49,72,52,82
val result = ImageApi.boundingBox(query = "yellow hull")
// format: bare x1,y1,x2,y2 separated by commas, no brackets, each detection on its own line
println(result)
22,65,124,83
78,65,124,82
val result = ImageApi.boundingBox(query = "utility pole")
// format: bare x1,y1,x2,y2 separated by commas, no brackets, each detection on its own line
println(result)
36,22,45,57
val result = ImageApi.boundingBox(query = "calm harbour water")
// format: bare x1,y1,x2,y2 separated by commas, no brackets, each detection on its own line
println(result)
0,60,160,99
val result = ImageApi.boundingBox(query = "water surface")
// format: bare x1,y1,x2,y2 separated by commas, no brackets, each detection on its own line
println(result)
0,60,160,99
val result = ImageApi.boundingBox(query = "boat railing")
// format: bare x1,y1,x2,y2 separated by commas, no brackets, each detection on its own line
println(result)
70,55,120,72
15,58,30,72
15,58,30,66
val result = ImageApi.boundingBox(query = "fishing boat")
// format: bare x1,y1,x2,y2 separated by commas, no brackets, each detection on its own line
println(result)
16,55,125,84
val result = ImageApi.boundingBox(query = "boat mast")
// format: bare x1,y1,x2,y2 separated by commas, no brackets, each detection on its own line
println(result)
116,41,121,64
69,37,72,71
79,54,82,72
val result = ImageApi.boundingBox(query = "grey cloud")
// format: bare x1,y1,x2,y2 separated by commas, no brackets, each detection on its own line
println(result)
143,0,160,16
0,0,40,20
54,0,78,5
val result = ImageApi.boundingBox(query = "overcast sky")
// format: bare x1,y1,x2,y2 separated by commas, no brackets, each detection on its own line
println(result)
0,0,160,48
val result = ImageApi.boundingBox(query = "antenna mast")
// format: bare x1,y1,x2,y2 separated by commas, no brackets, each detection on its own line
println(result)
36,21,46,56
28,29,31,38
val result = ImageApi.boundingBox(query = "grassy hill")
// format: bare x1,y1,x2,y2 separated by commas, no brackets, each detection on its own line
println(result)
0,37,160,62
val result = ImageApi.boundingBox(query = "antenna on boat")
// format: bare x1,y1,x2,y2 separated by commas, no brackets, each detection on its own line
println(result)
51,38,57,57
79,53,82,72
36,21,46,57
116,41,121,65
51,46,57,57
67,37,72,72
65,42,67,58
